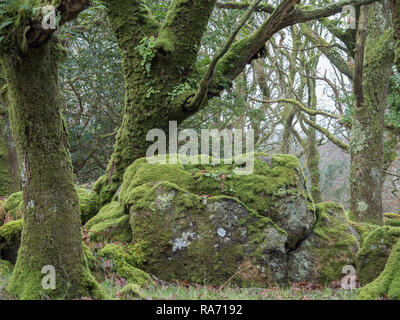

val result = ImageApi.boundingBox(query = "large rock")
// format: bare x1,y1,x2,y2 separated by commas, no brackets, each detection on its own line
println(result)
287,203,359,284
356,226,400,286
125,181,288,286
87,154,360,286
120,153,314,249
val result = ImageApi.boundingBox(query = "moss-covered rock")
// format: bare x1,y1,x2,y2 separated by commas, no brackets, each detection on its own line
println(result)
120,153,314,250
356,226,400,286
124,179,288,286
76,187,100,224
98,244,153,286
2,191,23,221
0,219,23,264
383,213,400,227
85,201,131,243
358,239,400,300
287,203,359,284
347,218,379,247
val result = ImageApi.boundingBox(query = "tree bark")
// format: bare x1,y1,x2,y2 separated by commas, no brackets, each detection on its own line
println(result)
349,3,394,224
1,42,102,299
0,107,20,196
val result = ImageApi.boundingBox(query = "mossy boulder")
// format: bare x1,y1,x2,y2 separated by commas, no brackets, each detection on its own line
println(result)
358,239,400,300
123,179,288,286
383,213,400,227
76,187,100,224
120,153,314,250
98,244,153,286
356,226,400,286
347,219,379,247
85,201,131,243
1,191,23,223
0,219,23,264
287,203,359,284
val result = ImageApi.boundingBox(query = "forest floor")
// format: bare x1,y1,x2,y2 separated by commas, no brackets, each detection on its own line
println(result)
0,279,358,300
1,271,358,300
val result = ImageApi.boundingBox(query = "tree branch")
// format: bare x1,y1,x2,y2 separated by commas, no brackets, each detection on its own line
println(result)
25,0,90,48
250,97,339,119
300,24,354,80
185,0,262,112
208,0,378,98
157,0,217,67
216,1,274,13
257,97,349,150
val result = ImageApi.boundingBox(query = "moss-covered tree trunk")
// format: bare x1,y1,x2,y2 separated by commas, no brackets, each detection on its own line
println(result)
306,78,322,203
1,41,100,300
0,107,19,196
349,3,394,224
94,0,217,204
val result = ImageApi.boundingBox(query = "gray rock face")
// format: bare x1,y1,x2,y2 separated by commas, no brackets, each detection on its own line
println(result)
267,195,314,249
85,154,362,286
128,182,288,286
286,203,359,284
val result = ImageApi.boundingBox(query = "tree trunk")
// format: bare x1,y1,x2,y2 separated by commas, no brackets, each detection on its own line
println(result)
94,0,217,205
306,78,322,203
0,107,19,196
1,42,102,299
349,3,394,224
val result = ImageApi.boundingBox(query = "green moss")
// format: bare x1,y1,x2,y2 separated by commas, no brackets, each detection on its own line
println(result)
89,215,132,243
97,244,153,286
347,218,379,247
3,188,100,225
120,283,146,300
76,187,100,224
358,239,400,300
384,213,400,227
356,226,400,285
120,153,313,220
0,258,13,276
85,201,124,230
2,191,23,220
0,219,23,242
